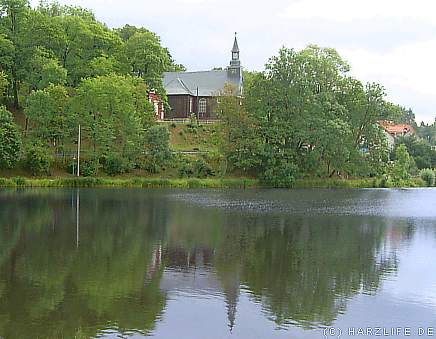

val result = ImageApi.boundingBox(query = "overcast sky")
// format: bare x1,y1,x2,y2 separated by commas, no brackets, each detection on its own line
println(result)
30,0,436,124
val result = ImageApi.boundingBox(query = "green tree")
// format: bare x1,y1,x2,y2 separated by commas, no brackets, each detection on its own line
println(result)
87,54,124,77
47,11,123,85
0,70,8,102
124,31,170,94
217,84,261,173
390,144,412,184
0,0,29,108
70,74,154,162
0,34,14,101
25,84,70,149
417,120,436,146
420,168,435,187
22,47,67,91
143,125,173,173
241,46,389,180
0,106,21,169
24,141,53,176
395,135,436,169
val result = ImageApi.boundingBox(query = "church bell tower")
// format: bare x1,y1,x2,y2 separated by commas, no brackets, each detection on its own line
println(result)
228,32,242,78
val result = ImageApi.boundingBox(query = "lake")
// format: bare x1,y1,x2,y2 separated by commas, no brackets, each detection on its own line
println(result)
0,188,435,339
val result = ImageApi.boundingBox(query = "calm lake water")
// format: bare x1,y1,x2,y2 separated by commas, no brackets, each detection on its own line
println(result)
0,188,435,339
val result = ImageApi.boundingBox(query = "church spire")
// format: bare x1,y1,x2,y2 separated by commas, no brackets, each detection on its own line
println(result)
231,32,240,62
228,32,241,79
232,32,240,54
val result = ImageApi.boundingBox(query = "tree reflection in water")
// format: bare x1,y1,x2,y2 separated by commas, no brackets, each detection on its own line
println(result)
0,189,414,338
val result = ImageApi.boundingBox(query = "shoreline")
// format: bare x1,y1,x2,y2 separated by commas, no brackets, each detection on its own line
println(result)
0,177,427,189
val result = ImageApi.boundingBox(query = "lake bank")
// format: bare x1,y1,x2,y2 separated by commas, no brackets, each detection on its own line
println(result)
0,176,427,189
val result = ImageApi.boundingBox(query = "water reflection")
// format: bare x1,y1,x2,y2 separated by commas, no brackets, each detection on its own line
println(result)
0,188,434,339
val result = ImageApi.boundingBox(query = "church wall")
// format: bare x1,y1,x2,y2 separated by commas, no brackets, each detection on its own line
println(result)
166,95,220,120
167,95,192,119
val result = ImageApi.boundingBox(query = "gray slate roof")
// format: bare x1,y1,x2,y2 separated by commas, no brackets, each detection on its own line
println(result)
163,70,242,97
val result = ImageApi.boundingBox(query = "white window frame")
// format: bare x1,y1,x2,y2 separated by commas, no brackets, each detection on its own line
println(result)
198,98,207,117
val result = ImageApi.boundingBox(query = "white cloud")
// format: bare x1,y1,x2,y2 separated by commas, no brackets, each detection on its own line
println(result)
284,0,436,23
341,39,436,121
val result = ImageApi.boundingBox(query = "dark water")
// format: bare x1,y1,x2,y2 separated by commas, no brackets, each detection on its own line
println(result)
0,188,435,339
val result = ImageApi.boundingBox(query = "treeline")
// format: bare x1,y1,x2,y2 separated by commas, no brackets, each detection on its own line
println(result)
0,0,183,176
0,0,435,186
218,46,436,187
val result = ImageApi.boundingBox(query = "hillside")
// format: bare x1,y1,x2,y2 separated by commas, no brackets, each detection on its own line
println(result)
166,123,220,153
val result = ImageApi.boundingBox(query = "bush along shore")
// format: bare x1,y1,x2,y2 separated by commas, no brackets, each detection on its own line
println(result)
0,176,430,189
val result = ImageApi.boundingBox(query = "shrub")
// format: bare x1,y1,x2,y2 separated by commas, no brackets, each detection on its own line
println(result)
12,177,26,186
420,168,435,187
82,159,100,177
177,157,214,178
188,113,197,127
68,158,100,177
104,154,128,176
0,107,22,170
261,157,298,188
24,143,53,176
192,159,214,178
178,161,194,178
389,145,412,185
144,125,173,173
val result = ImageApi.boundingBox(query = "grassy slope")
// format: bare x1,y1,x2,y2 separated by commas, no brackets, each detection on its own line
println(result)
166,123,220,152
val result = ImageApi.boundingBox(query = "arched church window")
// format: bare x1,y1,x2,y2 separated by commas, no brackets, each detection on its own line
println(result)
199,98,207,117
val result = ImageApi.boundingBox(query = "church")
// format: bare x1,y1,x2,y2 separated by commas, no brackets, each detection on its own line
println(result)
162,34,243,120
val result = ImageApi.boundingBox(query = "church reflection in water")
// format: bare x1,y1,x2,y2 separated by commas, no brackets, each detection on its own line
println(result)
0,189,418,339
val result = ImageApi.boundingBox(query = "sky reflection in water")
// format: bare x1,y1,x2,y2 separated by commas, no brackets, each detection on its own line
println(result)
0,188,435,339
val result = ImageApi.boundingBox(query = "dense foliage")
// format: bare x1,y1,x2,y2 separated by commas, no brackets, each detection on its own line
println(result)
219,46,394,186
0,106,21,169
0,0,180,175
24,142,53,175
420,168,435,187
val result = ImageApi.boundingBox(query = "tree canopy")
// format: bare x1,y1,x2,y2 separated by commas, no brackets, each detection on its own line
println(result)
221,46,391,186
0,0,182,175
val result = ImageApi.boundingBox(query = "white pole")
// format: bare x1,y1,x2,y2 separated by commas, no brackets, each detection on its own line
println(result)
76,189,80,248
77,124,81,177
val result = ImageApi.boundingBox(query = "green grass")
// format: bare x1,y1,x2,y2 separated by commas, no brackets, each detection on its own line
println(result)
0,177,259,189
0,176,427,190
168,124,220,152
294,177,427,189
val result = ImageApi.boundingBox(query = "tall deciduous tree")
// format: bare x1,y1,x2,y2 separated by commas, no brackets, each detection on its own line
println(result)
217,83,261,173
124,31,170,94
143,125,173,173
241,45,389,182
70,74,154,161
25,84,70,149
22,47,67,91
0,0,29,108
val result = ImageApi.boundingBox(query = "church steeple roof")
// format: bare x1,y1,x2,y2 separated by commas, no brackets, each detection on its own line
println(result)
232,33,240,53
